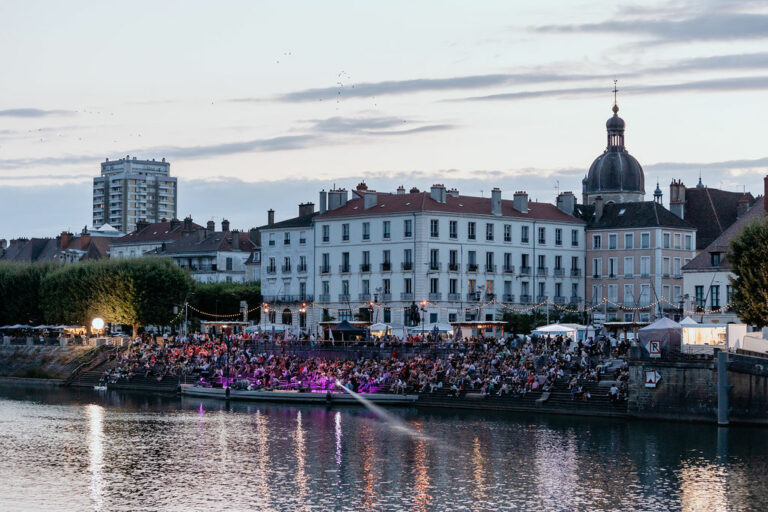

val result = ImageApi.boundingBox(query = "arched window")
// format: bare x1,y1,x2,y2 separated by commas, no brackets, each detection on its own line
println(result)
282,308,293,325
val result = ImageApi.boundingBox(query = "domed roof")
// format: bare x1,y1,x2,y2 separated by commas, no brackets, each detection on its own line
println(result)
606,112,625,131
586,151,644,195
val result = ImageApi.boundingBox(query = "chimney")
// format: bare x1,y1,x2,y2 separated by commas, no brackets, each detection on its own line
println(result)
430,184,447,204
267,209,275,226
136,219,150,233
396,185,406,195
249,227,261,246
339,188,349,206
206,220,215,232
170,218,181,230
319,190,327,213
410,187,420,193
556,191,576,215
60,231,73,250
232,230,241,250
299,202,315,217
327,190,342,211
0,239,6,251
491,187,502,216
80,231,91,249
183,216,194,232
221,219,230,232
364,192,378,209
737,195,751,218
594,196,605,222
512,191,528,214
447,188,459,198
669,180,686,219
356,182,368,191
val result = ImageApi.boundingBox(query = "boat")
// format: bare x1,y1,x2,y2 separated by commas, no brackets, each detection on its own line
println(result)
179,384,418,405
93,385,107,391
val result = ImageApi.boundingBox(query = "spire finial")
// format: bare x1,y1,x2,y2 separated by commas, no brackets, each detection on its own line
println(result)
612,80,619,114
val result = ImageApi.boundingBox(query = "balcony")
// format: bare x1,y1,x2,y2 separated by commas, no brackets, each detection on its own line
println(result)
641,273,650,278
570,269,581,277
318,294,331,302
520,294,531,303
467,263,479,272
448,263,459,272
266,266,277,274
570,296,581,304
400,292,414,301
358,293,371,301
319,265,331,274
381,293,392,301
263,294,314,304
467,292,481,301
520,266,531,276
536,267,548,276
339,265,351,274
297,264,307,273
672,273,682,279
381,262,392,272
624,273,633,278
503,265,515,274
536,295,548,303
401,262,413,271
429,262,442,272
448,293,460,301
554,296,566,304
485,264,496,273
554,268,565,277
485,293,495,301
592,274,602,279
281,265,291,273
428,292,441,300
502,294,515,302
360,263,372,273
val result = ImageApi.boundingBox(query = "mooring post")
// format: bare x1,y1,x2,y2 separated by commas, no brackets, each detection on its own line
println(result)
717,349,729,426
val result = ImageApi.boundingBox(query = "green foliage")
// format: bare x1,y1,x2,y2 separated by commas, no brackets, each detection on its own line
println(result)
0,262,57,325
729,218,768,328
188,281,261,321
501,310,546,335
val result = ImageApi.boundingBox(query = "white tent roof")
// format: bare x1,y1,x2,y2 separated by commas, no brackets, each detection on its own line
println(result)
409,322,453,333
532,323,577,334
639,317,681,331
680,316,699,325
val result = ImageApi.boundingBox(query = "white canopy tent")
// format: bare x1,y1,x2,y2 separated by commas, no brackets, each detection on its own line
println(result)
531,323,578,336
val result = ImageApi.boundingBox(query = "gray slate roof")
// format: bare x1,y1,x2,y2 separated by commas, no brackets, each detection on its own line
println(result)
576,201,695,230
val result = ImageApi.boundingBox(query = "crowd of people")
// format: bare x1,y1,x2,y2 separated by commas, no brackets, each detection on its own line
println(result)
102,331,628,404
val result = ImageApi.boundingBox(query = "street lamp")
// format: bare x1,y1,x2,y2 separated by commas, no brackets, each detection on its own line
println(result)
420,299,427,340
91,317,105,332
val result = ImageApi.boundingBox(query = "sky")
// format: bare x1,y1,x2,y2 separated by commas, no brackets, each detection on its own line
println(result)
2,0,768,238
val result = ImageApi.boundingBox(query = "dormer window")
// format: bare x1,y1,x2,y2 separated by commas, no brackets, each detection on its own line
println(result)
711,252,721,267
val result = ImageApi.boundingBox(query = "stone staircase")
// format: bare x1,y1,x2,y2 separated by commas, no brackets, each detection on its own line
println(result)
107,374,180,393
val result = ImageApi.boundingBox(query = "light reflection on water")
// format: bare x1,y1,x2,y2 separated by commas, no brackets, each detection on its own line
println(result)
1,387,768,511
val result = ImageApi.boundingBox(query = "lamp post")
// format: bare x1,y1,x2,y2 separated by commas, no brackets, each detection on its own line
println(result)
420,299,427,340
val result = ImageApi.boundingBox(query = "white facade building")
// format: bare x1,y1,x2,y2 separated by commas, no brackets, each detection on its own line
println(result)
93,155,177,233
310,185,585,332
259,204,317,329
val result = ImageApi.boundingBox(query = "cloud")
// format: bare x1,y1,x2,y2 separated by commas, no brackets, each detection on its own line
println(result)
458,76,768,102
0,173,93,182
303,116,454,136
534,12,768,44
645,156,768,173
0,108,75,117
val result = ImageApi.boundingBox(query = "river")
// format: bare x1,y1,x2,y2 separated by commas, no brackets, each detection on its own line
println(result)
0,386,767,511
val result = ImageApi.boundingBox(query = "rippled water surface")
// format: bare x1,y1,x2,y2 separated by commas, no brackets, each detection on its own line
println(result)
1,386,768,511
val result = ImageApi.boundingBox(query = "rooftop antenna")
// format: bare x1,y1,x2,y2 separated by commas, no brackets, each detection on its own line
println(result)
556,180,560,195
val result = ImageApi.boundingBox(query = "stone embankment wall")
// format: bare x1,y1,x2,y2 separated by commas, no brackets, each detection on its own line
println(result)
628,350,768,424
0,346,99,379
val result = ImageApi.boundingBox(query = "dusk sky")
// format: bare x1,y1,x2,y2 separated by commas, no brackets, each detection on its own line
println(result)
2,0,768,238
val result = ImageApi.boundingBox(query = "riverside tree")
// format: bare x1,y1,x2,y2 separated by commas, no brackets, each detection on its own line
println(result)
729,217,768,328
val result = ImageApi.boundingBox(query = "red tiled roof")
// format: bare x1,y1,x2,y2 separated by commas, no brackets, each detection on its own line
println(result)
684,187,755,250
316,191,582,223
112,220,202,244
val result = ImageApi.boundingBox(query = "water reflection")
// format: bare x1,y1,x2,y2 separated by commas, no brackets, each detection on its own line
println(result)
85,404,105,512
411,422,432,512
293,411,308,511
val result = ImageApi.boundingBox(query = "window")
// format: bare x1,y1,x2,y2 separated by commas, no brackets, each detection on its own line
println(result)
467,222,476,240
383,221,391,239
504,224,512,242
711,285,720,308
607,284,618,302
430,278,439,294
623,284,634,304
362,222,370,240
284,232,291,245
538,227,546,244
639,285,650,306
554,255,562,270
283,256,291,272
624,257,634,277
299,255,307,271
449,279,457,294
342,280,350,295
571,256,579,273
341,252,350,272
226,257,233,271
555,228,562,246
299,231,306,245
383,308,391,323
625,233,634,249
504,252,513,272
695,285,705,309
674,233,681,249
486,223,494,241
404,278,412,294
468,250,477,265
673,285,682,302
322,281,330,295
430,249,440,270
362,251,370,271
383,278,390,294
640,256,651,277
592,284,602,302
641,233,650,249
486,252,495,270
685,234,692,251
521,226,529,243
592,258,602,278
593,234,602,249
673,258,681,277
269,233,275,246
608,234,617,250
342,223,350,241
404,219,413,238
571,229,579,247
362,279,370,294
322,225,330,242
663,232,670,249
608,257,617,277
449,220,457,239
727,285,734,305
321,253,330,272
711,252,721,267
663,257,671,276
403,249,413,270
449,250,458,268
430,219,439,238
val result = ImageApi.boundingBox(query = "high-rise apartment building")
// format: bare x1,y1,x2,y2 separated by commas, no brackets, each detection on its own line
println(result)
92,155,178,233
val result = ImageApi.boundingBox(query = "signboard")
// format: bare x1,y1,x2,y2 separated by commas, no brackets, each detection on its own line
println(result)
645,369,661,388
649,339,662,358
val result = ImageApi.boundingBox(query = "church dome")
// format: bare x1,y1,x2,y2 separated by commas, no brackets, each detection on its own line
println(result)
583,102,645,201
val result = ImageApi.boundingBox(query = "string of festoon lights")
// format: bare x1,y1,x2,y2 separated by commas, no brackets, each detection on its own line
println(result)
183,296,733,319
